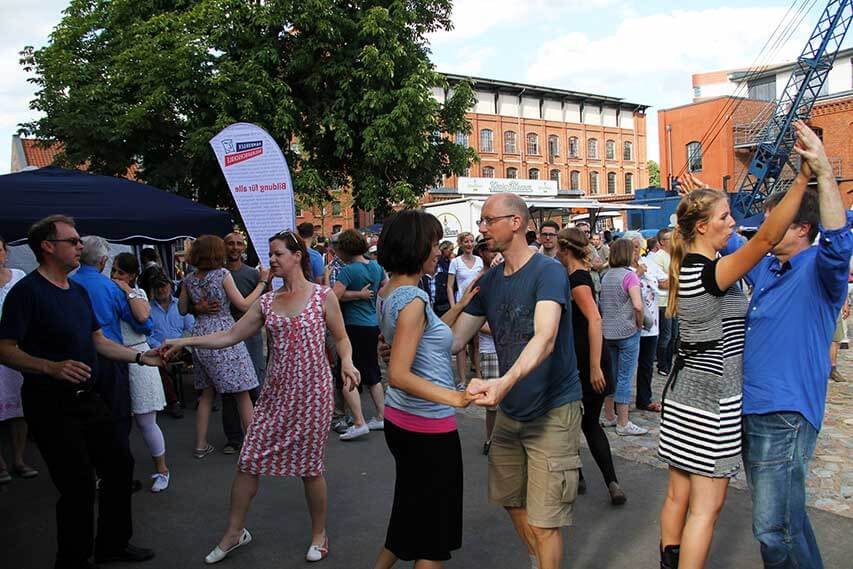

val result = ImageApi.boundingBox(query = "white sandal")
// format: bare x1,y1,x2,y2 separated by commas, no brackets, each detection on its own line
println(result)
204,528,252,564
305,536,329,562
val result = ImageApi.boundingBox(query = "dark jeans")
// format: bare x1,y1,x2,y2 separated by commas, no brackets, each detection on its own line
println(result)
743,412,822,569
636,335,658,408
580,391,618,486
23,386,134,569
222,388,259,447
657,307,673,372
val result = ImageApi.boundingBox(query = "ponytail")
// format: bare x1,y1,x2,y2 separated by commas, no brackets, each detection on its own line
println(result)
667,229,687,318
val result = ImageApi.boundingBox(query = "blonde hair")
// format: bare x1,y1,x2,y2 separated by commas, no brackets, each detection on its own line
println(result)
557,227,591,267
457,232,474,247
667,188,728,317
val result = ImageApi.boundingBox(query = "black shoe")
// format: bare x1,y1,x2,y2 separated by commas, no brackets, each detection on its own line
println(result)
164,403,184,419
222,443,240,455
95,544,155,563
660,544,680,569
131,480,143,494
482,440,491,455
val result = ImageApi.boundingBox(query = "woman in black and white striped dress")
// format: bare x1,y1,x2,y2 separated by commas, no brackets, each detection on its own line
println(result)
657,161,811,569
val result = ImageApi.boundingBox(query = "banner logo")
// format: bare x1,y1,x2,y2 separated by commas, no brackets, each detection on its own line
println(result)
224,139,264,167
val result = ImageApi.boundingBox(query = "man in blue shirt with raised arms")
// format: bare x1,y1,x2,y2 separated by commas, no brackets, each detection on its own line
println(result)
742,123,852,569
452,193,582,569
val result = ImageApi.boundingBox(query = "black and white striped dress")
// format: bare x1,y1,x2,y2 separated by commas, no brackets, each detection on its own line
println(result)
658,253,747,478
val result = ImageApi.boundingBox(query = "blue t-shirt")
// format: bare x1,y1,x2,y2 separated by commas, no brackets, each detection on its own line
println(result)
378,286,455,419
307,248,325,282
337,260,384,327
464,254,581,421
0,271,100,392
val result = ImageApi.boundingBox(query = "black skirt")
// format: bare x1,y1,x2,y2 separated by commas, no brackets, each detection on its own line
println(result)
383,419,463,561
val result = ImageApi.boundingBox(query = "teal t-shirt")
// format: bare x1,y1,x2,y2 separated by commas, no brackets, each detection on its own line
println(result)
337,260,384,326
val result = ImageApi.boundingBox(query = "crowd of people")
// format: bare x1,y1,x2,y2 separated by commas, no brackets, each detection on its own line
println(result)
0,121,850,569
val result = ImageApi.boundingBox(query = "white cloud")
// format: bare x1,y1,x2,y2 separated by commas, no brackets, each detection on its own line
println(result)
434,46,496,76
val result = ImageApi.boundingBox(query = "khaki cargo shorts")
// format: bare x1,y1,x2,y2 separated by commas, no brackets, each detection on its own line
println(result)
488,400,583,528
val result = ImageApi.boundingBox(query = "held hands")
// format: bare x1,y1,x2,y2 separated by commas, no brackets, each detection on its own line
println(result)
466,376,510,408
140,349,164,367
792,120,829,178
196,298,221,315
158,339,187,362
47,360,92,384
340,361,361,392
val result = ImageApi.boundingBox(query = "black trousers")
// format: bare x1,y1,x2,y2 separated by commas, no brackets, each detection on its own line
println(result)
222,388,259,447
23,386,134,569
636,335,659,408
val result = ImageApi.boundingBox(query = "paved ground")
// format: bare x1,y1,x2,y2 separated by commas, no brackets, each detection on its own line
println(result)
3,390,853,569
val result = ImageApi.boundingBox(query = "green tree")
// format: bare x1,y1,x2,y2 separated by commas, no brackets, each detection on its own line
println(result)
20,0,476,212
647,160,660,187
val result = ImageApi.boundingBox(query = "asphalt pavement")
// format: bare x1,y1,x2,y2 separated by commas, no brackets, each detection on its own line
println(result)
3,396,852,569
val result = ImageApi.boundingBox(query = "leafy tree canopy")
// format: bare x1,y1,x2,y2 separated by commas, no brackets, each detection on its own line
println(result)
647,160,660,187
20,0,476,211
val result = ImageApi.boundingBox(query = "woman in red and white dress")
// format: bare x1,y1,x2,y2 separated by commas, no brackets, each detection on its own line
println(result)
163,230,360,564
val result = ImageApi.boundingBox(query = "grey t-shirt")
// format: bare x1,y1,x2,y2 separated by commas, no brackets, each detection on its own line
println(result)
229,263,260,321
464,254,581,421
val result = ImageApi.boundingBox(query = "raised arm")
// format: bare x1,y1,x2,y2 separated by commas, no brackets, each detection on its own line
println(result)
162,301,265,357
387,298,471,407
451,312,486,354
441,274,480,328
467,300,562,407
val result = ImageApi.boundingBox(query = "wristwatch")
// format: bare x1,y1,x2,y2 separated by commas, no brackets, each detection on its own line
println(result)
135,352,144,365
128,291,141,300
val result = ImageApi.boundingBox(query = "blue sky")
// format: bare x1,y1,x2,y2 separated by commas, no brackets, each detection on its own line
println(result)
0,0,847,174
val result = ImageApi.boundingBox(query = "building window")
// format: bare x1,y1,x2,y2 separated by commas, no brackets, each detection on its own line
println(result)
462,167,470,177
589,171,599,194
625,173,634,194
482,166,495,178
623,141,633,161
506,167,518,179
723,175,730,192
588,138,598,159
455,131,469,147
686,141,703,173
529,168,540,180
549,169,560,186
480,129,494,152
548,135,559,161
605,140,616,160
570,170,580,190
504,131,518,154
607,172,617,194
332,224,342,234
527,133,539,155
747,76,776,101
332,200,342,216
569,136,579,158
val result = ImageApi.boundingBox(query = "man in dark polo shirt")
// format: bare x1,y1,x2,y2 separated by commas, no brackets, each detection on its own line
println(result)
0,215,160,569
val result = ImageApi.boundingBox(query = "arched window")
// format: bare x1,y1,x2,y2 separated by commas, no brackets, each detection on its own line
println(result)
570,170,580,190
623,141,633,161
607,172,617,194
526,133,539,155
482,166,495,178
588,138,598,159
506,167,518,179
625,173,634,194
455,132,469,147
480,129,494,152
569,136,580,158
528,168,540,180
548,135,559,160
504,131,518,154
687,141,702,172
605,140,616,160
589,171,599,194
549,169,560,185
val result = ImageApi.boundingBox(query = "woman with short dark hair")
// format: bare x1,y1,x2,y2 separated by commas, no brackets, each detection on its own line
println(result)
373,210,480,568
179,235,269,459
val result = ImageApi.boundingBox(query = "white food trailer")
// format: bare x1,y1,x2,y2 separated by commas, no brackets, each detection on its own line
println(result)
422,177,657,240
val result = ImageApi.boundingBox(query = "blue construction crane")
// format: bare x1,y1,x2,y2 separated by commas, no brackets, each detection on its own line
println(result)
731,0,852,221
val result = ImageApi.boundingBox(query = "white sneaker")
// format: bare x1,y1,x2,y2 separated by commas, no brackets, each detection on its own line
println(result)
151,471,170,492
339,424,370,441
367,417,385,431
616,421,648,436
600,416,618,428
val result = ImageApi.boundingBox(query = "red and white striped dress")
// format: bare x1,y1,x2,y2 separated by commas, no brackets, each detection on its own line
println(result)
238,285,334,477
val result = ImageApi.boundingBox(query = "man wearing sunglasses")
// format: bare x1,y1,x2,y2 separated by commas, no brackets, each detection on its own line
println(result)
538,220,560,259
0,215,161,568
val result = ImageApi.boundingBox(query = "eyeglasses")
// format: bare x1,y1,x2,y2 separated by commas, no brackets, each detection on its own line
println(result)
47,238,82,246
540,232,557,238
476,214,516,227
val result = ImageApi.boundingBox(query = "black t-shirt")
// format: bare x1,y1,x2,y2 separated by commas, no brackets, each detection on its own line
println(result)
0,271,100,391
569,269,614,396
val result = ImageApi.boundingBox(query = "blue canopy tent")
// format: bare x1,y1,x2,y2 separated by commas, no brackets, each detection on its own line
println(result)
0,167,233,277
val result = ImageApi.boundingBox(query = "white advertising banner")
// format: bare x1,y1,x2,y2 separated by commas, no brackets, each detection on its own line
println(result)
457,176,557,197
210,123,296,267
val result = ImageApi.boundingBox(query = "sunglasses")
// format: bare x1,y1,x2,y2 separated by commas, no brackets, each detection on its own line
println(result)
47,238,82,246
273,230,301,248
